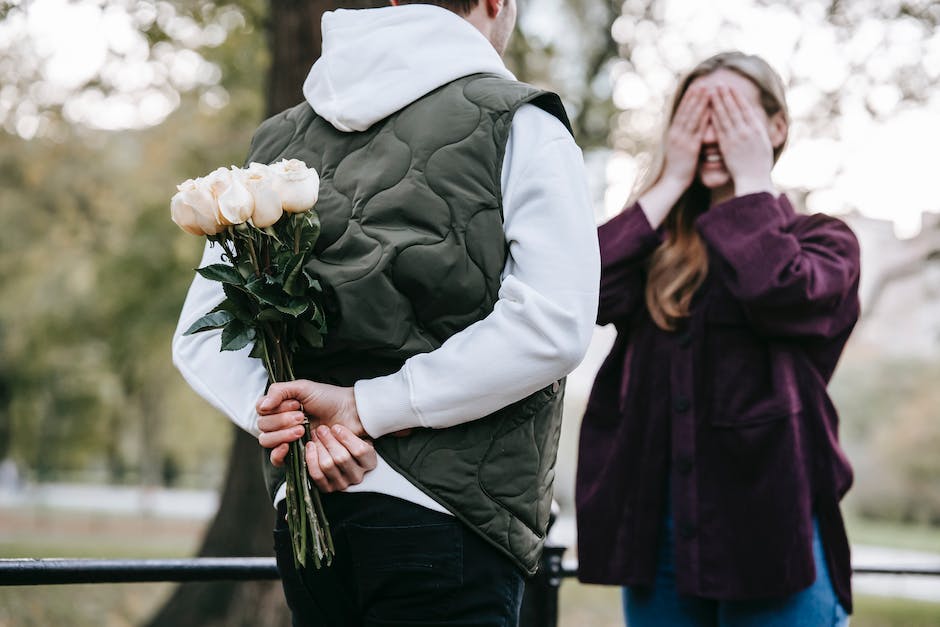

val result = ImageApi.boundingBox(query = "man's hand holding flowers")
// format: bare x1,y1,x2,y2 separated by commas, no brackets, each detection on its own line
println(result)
256,381,378,493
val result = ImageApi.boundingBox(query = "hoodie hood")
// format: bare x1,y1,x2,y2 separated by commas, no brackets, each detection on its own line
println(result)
302,5,515,132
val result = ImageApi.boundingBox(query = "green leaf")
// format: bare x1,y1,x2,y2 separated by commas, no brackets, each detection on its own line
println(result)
310,303,326,328
245,277,289,308
256,308,284,323
183,311,235,335
273,247,294,274
249,340,265,359
222,283,255,321
220,319,255,351
296,211,321,252
196,264,244,285
282,253,307,297
297,320,324,348
275,298,309,317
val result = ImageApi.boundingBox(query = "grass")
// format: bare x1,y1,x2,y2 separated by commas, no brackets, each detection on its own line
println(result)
852,595,940,627
560,581,623,625
0,583,175,627
0,508,203,559
845,513,940,553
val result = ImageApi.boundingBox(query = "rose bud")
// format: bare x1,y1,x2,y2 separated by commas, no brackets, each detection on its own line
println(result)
270,159,320,213
243,164,283,227
170,190,205,235
173,178,225,235
217,167,254,225
202,167,235,226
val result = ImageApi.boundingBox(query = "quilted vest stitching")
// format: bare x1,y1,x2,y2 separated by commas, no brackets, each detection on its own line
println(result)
246,74,571,574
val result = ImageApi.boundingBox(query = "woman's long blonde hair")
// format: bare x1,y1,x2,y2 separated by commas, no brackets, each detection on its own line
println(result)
637,52,789,331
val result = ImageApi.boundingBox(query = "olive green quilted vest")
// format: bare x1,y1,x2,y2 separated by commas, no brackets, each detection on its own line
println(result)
245,74,570,574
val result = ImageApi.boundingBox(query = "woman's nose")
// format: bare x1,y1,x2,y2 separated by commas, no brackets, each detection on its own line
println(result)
703,121,717,143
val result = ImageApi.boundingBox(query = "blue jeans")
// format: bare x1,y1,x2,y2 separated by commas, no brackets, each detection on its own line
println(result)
623,515,849,627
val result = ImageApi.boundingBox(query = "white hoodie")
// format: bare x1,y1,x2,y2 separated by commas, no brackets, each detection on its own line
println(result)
172,5,600,513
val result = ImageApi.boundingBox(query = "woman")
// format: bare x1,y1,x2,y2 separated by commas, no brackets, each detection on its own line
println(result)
575,52,859,626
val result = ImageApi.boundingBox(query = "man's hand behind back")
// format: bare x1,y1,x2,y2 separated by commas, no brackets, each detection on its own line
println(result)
257,380,374,492
258,380,364,436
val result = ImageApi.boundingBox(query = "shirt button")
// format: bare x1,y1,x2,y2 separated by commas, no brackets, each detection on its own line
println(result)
678,331,693,348
676,456,693,475
680,523,697,540
674,396,690,412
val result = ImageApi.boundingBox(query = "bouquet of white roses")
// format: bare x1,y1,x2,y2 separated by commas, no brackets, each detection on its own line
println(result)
171,159,333,569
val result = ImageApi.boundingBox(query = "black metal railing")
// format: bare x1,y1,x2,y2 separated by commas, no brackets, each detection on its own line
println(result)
2,550,939,627
0,557,278,585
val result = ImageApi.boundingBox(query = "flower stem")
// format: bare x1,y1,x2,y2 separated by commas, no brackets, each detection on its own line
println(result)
244,237,333,571
293,214,301,254
245,234,261,278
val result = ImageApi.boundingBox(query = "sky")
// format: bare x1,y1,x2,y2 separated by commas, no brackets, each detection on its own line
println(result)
2,0,939,238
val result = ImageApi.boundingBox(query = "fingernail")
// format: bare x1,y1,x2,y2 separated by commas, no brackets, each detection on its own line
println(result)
333,425,343,435
306,442,314,453
318,425,330,437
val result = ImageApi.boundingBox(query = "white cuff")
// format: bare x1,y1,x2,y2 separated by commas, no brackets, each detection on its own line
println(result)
354,366,422,438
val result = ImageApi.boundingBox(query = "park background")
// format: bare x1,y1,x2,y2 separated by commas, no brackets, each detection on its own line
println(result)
0,0,938,624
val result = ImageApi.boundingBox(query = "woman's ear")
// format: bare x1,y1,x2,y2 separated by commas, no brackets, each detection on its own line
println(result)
485,0,503,18
768,112,788,150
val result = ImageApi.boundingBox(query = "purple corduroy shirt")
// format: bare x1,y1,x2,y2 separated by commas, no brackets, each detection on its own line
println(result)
575,192,860,613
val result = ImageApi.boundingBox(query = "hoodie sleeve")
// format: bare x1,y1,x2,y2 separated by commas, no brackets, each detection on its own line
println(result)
171,242,269,437
354,104,600,437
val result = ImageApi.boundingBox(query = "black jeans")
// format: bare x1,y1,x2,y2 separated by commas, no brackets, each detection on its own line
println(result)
273,492,524,627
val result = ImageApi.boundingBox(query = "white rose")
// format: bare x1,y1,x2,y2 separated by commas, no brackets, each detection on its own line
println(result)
215,166,254,225
247,162,270,176
243,163,283,227
202,167,234,226
203,166,232,201
269,158,319,213
172,178,224,235
170,190,205,235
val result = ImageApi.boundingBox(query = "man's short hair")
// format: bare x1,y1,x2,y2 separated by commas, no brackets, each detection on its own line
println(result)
396,0,480,16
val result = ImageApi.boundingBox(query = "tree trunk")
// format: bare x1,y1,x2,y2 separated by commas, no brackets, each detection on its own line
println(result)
266,0,390,117
146,429,286,627
148,2,387,625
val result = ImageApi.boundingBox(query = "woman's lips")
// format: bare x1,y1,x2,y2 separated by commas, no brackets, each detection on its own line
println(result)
701,152,724,168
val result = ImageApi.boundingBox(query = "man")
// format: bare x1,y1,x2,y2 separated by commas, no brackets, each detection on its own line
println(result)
172,0,599,624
